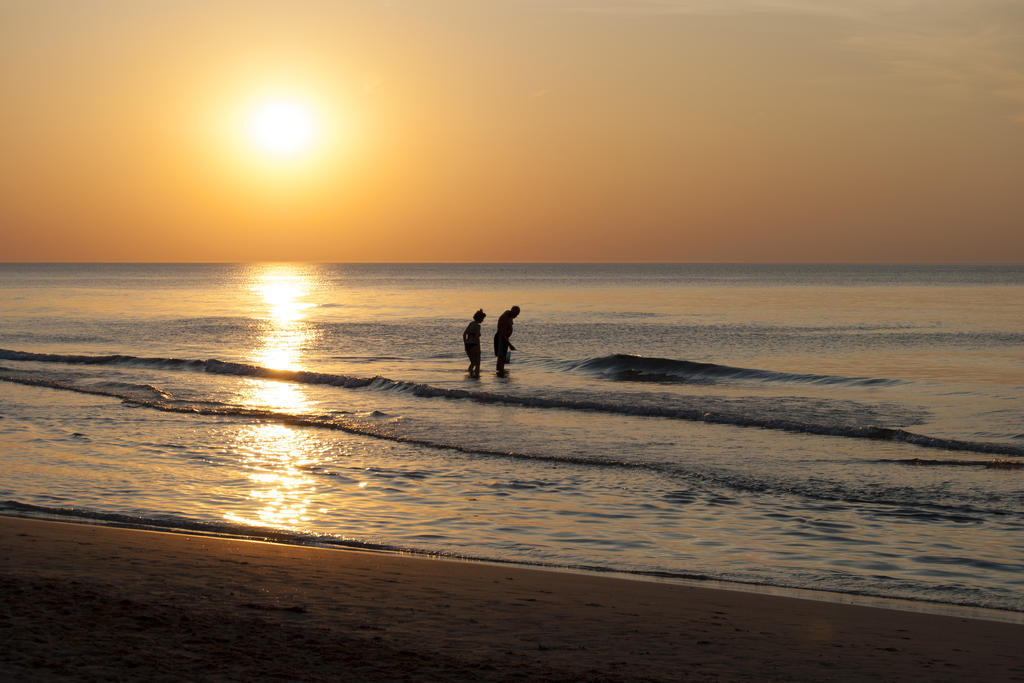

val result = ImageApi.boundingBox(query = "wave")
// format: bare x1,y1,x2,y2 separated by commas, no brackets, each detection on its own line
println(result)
7,373,1014,521
571,354,898,386
879,458,1024,470
3,366,1021,520
0,367,653,469
0,501,723,585
2,348,897,387
0,348,206,371
2,348,1022,458
92,381,174,401
0,501,404,553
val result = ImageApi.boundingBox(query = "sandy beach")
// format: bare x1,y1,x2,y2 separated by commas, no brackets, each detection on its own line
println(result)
1,516,1022,681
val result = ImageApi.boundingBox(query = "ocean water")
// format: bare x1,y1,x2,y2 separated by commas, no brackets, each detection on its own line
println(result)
1,263,1022,614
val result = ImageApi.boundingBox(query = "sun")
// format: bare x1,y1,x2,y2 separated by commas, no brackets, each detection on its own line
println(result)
246,98,319,159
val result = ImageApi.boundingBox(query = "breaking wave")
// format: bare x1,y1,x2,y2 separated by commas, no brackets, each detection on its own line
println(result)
571,354,899,386
1,347,1023,458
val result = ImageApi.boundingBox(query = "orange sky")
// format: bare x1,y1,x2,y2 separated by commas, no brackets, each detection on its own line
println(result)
2,0,1023,262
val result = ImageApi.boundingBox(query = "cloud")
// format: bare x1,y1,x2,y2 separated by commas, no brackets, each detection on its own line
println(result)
842,5,1024,122
551,0,1024,122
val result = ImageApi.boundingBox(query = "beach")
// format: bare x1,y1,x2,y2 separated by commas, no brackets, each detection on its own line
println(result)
3,516,1022,681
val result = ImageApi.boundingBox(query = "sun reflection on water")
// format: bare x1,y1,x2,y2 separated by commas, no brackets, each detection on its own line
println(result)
241,264,320,411
251,264,317,372
237,379,312,413
224,265,329,529
225,423,323,529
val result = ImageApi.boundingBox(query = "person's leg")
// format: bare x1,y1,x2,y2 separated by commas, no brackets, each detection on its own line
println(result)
494,333,505,375
496,341,506,375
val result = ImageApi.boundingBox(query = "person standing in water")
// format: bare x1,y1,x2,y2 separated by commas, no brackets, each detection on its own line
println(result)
494,305,520,376
462,309,486,378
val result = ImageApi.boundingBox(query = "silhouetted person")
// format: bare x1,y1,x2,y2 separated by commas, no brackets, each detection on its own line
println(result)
494,305,520,376
463,309,486,378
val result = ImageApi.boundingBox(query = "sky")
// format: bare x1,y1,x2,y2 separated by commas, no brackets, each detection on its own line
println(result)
2,0,1023,262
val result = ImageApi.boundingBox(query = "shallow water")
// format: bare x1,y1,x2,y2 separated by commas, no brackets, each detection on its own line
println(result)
1,263,1022,612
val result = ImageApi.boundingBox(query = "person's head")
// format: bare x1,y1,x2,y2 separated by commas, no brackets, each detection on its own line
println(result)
473,309,486,322
510,305,520,318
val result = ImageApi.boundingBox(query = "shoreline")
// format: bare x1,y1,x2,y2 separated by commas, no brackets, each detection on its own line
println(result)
5,509,1022,626
4,516,1023,681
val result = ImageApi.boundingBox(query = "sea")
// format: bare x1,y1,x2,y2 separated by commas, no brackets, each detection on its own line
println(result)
1,263,1022,617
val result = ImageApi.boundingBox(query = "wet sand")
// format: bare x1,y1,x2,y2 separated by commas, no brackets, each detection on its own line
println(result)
2,515,1022,681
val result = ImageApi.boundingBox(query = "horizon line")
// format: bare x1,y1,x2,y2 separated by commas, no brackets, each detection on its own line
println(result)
3,260,1024,266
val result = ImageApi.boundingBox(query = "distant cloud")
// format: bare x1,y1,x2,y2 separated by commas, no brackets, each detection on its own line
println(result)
550,0,863,16
555,0,1024,122
837,2,1024,122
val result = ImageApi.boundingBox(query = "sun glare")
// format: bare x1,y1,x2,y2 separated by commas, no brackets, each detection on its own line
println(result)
247,98,319,159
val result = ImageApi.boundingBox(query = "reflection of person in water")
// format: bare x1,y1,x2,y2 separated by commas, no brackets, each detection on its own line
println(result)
494,305,520,376
462,309,486,378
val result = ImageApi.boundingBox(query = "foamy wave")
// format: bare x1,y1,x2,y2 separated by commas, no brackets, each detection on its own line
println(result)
0,368,649,468
93,381,173,401
0,349,205,371
0,500,715,580
0,501,399,552
879,458,1024,470
572,353,898,386
1,348,1021,458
